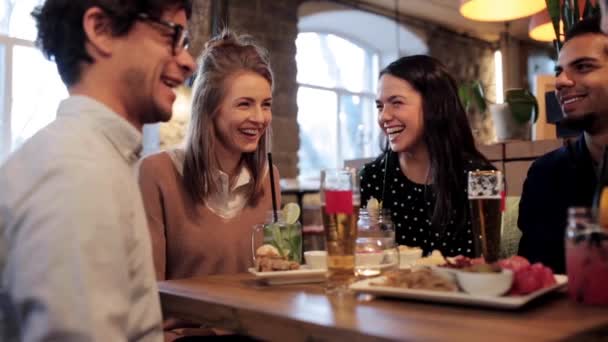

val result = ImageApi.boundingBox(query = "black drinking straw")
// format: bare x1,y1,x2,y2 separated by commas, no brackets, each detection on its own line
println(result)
267,152,278,223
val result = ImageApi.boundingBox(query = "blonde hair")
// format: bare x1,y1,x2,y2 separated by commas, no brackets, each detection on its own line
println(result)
183,29,273,206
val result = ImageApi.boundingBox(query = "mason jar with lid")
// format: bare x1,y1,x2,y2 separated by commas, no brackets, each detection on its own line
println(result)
355,208,398,278
565,207,608,305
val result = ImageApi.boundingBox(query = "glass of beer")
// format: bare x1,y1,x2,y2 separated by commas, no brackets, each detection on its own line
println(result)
320,168,358,294
467,170,504,262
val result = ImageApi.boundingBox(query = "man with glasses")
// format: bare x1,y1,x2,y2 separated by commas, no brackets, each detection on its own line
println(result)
0,0,195,340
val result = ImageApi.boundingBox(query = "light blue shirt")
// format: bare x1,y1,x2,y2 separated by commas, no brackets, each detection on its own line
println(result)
0,96,162,341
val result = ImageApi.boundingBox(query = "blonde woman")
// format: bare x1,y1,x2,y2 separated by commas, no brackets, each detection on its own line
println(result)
138,30,279,340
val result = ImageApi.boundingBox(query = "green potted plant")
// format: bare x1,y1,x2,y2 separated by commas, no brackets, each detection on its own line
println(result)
459,82,539,141
491,89,539,141
459,80,487,114
459,81,492,142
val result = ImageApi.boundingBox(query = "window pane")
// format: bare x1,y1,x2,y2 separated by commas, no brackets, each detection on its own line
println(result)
296,33,336,89
0,43,5,161
7,0,44,40
0,1,12,35
325,34,369,93
11,45,67,149
297,86,337,177
296,32,378,93
339,95,381,162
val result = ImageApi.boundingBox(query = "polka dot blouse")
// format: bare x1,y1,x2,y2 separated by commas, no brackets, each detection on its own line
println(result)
359,152,492,258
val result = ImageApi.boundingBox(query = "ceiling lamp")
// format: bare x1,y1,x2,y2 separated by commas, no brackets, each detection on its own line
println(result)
528,0,595,42
459,0,547,22
529,9,562,42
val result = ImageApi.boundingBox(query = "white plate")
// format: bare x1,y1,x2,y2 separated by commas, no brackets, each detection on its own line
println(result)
350,274,567,309
248,267,326,285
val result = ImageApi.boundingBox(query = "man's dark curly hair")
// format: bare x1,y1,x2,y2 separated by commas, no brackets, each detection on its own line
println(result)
31,0,192,86
565,15,602,43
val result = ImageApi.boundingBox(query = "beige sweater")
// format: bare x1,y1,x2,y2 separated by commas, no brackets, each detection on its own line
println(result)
138,151,281,281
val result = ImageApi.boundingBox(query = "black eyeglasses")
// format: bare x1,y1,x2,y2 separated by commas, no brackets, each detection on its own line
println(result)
136,13,189,55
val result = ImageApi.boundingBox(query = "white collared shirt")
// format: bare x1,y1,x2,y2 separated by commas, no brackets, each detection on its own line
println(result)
0,95,162,341
168,148,253,219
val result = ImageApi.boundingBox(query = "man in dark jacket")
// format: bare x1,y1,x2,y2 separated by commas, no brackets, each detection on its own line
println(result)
518,16,608,274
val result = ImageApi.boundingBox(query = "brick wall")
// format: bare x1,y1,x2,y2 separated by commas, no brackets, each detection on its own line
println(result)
428,30,497,144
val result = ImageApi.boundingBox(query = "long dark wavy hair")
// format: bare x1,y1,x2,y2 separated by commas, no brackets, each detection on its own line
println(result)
379,55,490,229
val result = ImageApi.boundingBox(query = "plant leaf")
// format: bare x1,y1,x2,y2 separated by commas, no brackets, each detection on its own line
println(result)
506,90,539,124
270,224,285,257
458,83,471,112
546,0,562,47
573,0,580,25
288,235,302,263
563,0,572,33
471,81,487,113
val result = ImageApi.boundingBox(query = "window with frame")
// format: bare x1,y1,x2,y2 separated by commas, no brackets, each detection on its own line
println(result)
0,0,68,162
296,32,381,178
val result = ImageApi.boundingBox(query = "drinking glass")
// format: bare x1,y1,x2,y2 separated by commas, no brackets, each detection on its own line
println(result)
355,208,399,278
320,168,358,294
252,211,302,264
565,207,608,305
467,170,504,262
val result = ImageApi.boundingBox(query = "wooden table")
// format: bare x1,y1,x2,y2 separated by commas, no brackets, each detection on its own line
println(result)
158,273,608,342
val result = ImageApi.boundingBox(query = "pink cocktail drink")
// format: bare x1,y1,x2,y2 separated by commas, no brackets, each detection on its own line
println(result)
566,229,608,305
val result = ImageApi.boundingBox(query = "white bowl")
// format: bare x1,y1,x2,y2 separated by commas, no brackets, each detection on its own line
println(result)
456,269,514,297
304,250,327,269
399,248,423,267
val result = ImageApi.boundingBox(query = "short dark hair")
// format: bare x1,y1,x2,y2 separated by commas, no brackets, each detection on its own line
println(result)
379,55,490,229
31,0,192,86
565,15,602,42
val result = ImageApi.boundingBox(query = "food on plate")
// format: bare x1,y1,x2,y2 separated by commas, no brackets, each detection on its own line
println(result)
414,250,446,266
496,256,556,295
440,255,473,269
398,245,423,254
440,255,486,269
255,244,300,272
256,244,280,258
371,268,458,292
497,255,530,272
366,255,558,297
462,263,501,273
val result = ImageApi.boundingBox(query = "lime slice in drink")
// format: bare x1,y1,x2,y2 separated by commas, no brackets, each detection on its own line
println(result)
367,197,380,211
282,202,300,224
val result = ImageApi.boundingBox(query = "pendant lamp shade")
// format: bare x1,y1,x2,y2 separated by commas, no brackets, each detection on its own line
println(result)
459,0,546,22
528,0,596,42
529,9,561,42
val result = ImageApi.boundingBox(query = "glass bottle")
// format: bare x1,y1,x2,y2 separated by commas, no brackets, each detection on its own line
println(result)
565,207,608,305
355,208,398,278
